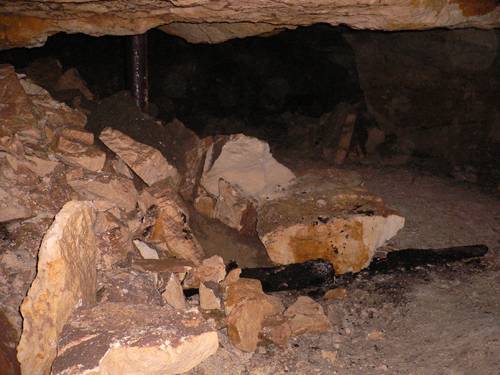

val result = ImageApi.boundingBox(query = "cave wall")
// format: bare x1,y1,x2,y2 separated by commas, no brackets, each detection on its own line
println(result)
345,29,500,171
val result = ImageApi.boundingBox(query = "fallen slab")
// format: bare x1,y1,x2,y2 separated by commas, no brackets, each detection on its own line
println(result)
17,201,97,375
200,134,295,202
99,127,179,186
257,173,405,274
51,303,218,375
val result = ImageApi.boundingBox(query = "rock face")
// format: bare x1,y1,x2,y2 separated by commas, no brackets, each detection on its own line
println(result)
99,127,179,186
51,303,218,375
257,173,404,274
1,1,499,49
17,201,97,375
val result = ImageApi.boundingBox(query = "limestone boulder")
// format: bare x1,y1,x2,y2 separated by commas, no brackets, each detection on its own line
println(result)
257,173,404,274
51,303,218,375
99,127,179,186
17,201,97,375
200,134,295,203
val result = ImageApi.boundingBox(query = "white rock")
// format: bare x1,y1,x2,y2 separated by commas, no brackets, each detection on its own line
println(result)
133,239,159,260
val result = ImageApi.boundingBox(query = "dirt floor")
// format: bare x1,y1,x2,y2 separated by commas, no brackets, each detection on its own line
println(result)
187,166,500,375
85,93,500,375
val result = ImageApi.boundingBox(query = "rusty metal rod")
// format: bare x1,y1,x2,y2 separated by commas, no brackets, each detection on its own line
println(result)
129,33,149,112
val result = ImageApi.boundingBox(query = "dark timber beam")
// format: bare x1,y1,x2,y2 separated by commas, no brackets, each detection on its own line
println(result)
129,33,149,112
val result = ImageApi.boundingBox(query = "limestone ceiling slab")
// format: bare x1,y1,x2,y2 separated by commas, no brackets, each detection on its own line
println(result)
0,0,499,49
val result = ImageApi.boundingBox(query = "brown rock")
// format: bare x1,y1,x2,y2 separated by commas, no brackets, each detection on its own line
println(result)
146,181,205,263
213,178,258,234
183,255,226,289
60,127,94,145
2,2,499,49
17,201,97,375
97,269,162,305
227,299,268,352
225,278,283,352
93,210,134,270
0,311,21,375
66,169,138,212
0,64,37,131
131,258,194,274
55,136,106,172
54,68,94,101
99,127,179,186
199,282,223,311
0,187,32,222
324,288,348,301
261,315,292,348
162,272,186,310
111,157,134,179
284,296,331,336
223,267,242,286
51,303,218,375
257,173,404,274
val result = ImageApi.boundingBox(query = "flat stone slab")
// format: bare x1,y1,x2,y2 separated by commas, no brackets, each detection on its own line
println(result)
257,173,404,274
99,127,179,186
51,303,218,375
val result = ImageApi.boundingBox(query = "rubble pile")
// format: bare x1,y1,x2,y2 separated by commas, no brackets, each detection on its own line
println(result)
0,63,404,374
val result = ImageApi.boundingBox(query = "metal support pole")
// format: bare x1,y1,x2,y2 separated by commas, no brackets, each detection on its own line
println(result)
129,33,149,112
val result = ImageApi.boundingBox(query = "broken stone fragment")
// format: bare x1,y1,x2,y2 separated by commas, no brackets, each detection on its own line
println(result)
162,272,187,310
55,140,106,172
99,127,179,186
200,134,295,202
97,269,162,306
133,239,159,260
54,67,94,101
131,258,194,274
0,187,32,222
0,64,38,131
51,303,218,375
261,315,293,348
213,178,258,234
66,168,138,212
199,282,223,311
257,173,404,274
225,278,283,352
17,201,97,375
146,180,205,263
111,157,134,179
284,296,331,336
93,210,134,270
184,255,226,289
324,288,348,301
19,75,87,131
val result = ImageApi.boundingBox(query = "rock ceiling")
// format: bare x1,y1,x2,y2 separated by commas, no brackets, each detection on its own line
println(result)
0,1,499,49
